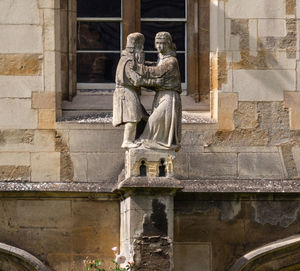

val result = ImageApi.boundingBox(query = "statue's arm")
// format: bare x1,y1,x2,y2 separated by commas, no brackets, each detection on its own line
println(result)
125,61,163,87
135,63,167,78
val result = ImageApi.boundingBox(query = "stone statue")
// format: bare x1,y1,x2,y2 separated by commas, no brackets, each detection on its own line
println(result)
112,33,163,149
134,32,182,151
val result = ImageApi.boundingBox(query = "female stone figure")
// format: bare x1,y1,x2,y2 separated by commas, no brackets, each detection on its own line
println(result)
135,32,182,151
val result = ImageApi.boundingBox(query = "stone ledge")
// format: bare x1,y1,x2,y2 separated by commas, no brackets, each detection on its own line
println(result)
114,177,183,193
180,179,300,193
0,181,114,193
1,179,300,194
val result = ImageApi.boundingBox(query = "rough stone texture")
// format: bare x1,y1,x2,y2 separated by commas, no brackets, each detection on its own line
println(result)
0,166,31,181
0,197,119,271
174,193,300,271
218,92,238,131
0,54,41,76
133,237,172,271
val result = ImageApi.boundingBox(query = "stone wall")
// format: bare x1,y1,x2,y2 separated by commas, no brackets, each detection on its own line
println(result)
1,0,300,270
0,193,119,271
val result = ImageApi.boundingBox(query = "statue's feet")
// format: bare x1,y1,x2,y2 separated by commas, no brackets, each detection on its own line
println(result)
121,141,139,149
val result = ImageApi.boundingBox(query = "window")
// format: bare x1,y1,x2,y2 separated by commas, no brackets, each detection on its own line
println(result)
74,0,209,101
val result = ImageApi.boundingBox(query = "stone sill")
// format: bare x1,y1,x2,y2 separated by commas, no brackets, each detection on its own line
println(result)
1,179,300,194
56,111,217,130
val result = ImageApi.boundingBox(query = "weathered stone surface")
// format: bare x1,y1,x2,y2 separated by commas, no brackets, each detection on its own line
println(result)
38,0,60,9
226,0,286,19
218,92,238,131
174,243,211,271
0,76,42,98
0,54,41,76
0,166,30,181
238,153,285,178
233,70,295,101
189,153,237,178
0,26,42,54
32,92,56,109
38,109,56,129
69,130,123,152
70,153,87,182
258,19,286,37
0,99,37,129
292,145,300,177
87,153,123,182
234,102,258,129
284,91,300,130
31,152,60,182
0,0,39,24
0,153,30,166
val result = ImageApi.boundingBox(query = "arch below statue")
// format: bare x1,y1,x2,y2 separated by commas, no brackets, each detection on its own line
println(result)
0,243,50,271
229,235,300,271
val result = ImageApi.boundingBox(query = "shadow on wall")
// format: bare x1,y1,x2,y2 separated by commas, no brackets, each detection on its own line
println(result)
0,242,50,271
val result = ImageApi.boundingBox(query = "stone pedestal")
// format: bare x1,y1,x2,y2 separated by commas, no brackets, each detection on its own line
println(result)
125,147,176,179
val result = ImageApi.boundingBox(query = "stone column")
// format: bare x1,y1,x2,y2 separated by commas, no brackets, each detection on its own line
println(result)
119,188,179,271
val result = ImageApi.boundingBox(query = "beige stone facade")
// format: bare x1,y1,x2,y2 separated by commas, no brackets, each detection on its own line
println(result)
1,0,300,270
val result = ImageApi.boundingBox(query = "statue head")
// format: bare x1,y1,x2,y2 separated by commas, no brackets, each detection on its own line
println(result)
155,32,176,54
126,32,145,63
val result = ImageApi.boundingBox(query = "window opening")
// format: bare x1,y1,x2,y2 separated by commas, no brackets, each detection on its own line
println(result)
140,160,147,176
159,158,166,177
77,0,122,90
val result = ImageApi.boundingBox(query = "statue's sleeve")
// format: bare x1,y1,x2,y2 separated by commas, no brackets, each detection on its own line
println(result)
135,63,168,78
125,61,162,87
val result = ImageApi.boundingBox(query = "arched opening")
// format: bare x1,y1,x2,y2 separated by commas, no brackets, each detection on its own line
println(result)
0,243,50,271
229,235,300,271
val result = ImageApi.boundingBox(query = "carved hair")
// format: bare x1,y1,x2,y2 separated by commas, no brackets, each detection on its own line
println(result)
155,32,176,52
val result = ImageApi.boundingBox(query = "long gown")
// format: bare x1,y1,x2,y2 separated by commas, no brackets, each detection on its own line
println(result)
136,51,182,151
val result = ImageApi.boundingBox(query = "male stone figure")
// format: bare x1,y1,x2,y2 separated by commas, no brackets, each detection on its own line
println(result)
112,33,162,149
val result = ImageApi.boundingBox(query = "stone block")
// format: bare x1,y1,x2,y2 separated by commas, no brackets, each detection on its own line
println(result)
0,76,42,98
174,153,189,179
0,0,39,24
0,25,42,54
226,0,286,19
69,129,123,153
87,153,124,182
284,91,300,130
125,148,176,178
31,152,60,182
233,70,295,101
0,165,31,181
258,19,287,37
174,243,212,271
34,130,56,151
0,54,41,76
44,51,56,92
189,153,237,178
6,200,71,228
70,153,87,182
38,0,60,9
238,153,285,178
292,145,300,176
218,92,238,131
0,99,37,129
0,152,30,165
38,109,56,129
32,92,56,109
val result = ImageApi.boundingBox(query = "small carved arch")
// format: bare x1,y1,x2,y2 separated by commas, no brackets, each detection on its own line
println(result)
229,235,300,271
0,243,50,271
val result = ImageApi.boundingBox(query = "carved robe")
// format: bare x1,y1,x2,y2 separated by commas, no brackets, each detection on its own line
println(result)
113,51,159,127
136,52,182,151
